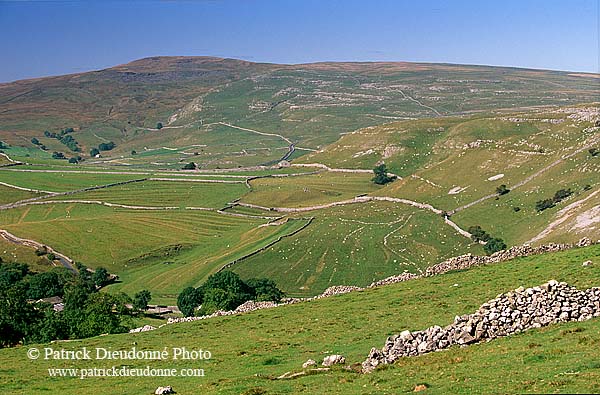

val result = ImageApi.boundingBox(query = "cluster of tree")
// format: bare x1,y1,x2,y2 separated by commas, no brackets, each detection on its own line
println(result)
177,271,284,317
589,148,599,157
0,261,150,347
68,155,83,164
30,138,47,151
182,162,196,170
467,225,507,255
90,141,116,157
43,129,80,152
372,164,397,185
51,152,66,159
535,188,573,212
495,184,510,195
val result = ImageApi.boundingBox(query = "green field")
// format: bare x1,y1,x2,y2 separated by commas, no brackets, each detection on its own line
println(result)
233,202,482,296
0,244,598,394
41,180,249,208
0,169,145,192
241,172,379,208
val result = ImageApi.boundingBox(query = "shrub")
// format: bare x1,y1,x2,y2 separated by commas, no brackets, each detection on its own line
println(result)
483,238,507,255
98,142,116,151
535,198,555,212
467,225,491,242
177,287,202,317
495,184,510,195
372,164,397,185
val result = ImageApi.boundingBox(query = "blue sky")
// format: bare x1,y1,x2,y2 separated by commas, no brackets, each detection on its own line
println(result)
0,0,598,82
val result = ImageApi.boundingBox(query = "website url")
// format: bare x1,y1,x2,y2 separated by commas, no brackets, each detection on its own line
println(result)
48,365,205,379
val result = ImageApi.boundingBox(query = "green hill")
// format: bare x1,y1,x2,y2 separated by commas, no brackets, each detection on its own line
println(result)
0,244,598,394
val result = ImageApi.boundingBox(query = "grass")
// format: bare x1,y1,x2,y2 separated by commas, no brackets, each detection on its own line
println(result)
241,172,380,208
0,202,311,304
41,180,249,208
0,184,44,204
232,202,482,297
0,169,145,192
0,244,598,394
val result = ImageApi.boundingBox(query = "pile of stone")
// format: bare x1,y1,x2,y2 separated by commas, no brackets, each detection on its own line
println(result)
128,325,156,333
362,280,600,373
317,285,364,298
369,271,419,287
165,239,593,327
424,243,570,276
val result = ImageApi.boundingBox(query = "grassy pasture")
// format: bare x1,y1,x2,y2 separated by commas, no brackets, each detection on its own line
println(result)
241,172,380,208
41,180,249,208
232,202,482,297
0,245,598,394
0,203,312,303
0,169,145,192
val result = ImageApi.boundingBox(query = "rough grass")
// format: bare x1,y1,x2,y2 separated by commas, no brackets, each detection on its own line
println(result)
241,172,380,208
41,180,249,208
0,169,145,192
0,245,598,394
232,202,482,297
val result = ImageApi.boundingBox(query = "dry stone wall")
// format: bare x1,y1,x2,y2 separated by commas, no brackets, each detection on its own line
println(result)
362,280,600,373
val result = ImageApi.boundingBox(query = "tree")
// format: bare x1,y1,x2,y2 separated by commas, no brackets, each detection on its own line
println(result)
589,148,599,157
182,162,196,170
553,188,572,203
90,148,100,157
25,271,63,299
30,138,40,145
133,290,151,311
51,152,66,159
98,142,116,151
0,283,41,347
76,293,128,338
246,278,285,302
68,157,78,164
131,150,137,155
483,238,507,255
535,198,555,212
156,122,163,130
467,225,491,243
177,287,202,317
372,164,397,185
495,184,510,195
92,267,110,288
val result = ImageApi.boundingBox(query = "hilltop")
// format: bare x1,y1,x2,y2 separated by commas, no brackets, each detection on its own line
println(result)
0,57,598,169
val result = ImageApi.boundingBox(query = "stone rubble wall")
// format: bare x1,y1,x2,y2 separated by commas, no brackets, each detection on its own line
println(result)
164,238,595,326
362,280,600,373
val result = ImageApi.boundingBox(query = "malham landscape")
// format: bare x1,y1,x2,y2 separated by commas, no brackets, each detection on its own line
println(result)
0,1,598,394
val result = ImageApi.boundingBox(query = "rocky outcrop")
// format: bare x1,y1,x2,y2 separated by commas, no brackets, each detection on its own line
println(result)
154,386,174,395
362,280,600,373
322,354,346,366
129,325,156,333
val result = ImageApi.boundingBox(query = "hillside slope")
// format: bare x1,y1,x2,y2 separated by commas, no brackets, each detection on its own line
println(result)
1,57,598,168
0,244,598,394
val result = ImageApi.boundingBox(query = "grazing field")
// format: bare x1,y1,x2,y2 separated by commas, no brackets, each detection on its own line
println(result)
0,203,312,303
1,245,598,394
0,237,55,273
0,169,145,192
0,184,44,204
241,172,380,208
41,180,249,208
232,202,482,297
